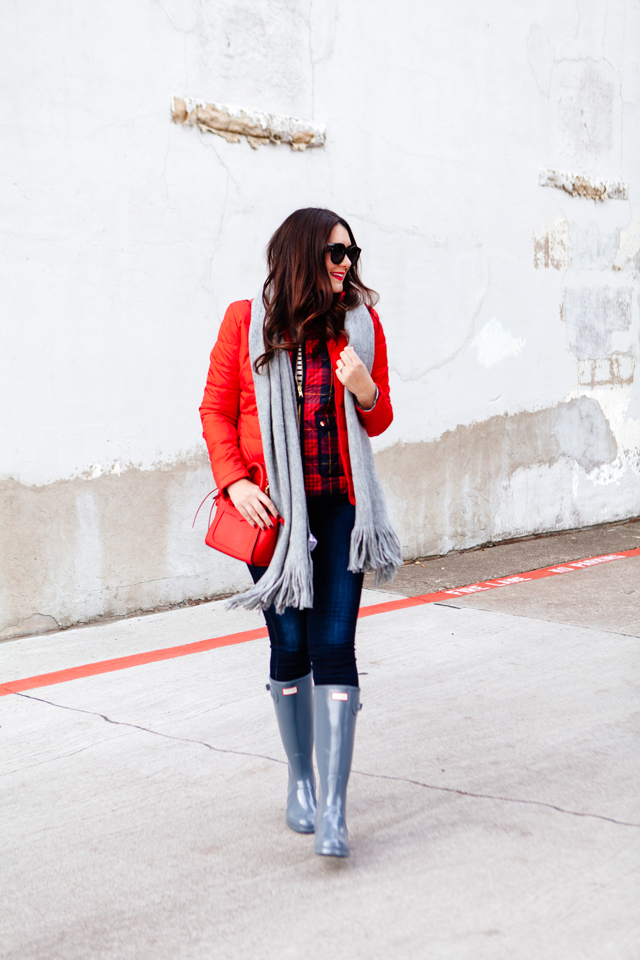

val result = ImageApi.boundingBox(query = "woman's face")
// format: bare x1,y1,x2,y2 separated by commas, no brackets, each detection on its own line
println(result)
324,223,354,294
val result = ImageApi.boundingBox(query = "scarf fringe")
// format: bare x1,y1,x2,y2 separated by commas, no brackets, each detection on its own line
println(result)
348,524,404,586
226,556,314,614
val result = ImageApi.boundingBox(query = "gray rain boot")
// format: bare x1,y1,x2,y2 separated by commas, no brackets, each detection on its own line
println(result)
313,685,360,858
268,672,317,833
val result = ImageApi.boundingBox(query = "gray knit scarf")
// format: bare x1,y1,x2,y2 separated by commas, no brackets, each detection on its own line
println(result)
227,291,403,614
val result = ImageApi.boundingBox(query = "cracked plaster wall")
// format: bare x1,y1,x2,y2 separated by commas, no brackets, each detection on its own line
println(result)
0,458,253,640
1,0,639,640
378,398,625,559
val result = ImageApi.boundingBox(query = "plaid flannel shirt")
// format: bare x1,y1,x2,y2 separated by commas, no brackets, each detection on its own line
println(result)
292,336,349,497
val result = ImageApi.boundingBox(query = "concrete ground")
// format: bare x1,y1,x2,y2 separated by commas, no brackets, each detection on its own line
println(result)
1,526,639,959
365,515,640,596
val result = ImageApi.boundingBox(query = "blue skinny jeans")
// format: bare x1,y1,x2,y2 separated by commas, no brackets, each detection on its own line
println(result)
248,494,363,686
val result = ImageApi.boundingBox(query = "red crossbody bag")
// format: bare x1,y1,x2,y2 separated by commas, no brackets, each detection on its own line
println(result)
194,462,283,567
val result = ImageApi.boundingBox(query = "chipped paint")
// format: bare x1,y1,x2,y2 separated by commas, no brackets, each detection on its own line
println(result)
533,218,569,269
613,217,640,273
375,398,631,560
539,169,628,201
568,222,619,271
562,376,640,490
561,287,633,361
171,96,326,150
577,354,635,388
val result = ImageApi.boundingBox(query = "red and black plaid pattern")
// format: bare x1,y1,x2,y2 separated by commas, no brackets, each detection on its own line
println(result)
292,336,348,496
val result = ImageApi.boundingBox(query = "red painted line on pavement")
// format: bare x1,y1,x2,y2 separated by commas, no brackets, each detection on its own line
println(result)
358,596,426,617
2,548,639,697
0,627,268,697
415,546,640,601
359,547,640,612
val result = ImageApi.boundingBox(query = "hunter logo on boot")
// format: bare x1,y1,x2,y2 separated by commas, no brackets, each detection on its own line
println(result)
331,691,349,701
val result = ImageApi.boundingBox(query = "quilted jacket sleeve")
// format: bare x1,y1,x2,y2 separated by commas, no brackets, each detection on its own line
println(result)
355,306,394,437
199,302,251,493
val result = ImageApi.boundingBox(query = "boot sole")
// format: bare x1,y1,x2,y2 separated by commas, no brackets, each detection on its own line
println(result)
315,844,349,858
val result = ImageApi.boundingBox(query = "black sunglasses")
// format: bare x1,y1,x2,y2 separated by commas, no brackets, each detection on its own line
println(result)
326,242,361,266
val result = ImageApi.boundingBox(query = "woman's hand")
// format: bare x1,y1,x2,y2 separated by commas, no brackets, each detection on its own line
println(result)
335,345,377,410
227,479,279,529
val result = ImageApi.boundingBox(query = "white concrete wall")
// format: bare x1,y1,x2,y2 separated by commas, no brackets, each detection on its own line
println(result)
1,0,639,639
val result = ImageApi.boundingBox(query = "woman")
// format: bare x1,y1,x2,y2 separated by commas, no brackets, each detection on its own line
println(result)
199,207,401,858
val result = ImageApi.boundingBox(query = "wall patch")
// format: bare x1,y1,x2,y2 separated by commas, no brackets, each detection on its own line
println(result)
539,169,628,202
171,96,326,151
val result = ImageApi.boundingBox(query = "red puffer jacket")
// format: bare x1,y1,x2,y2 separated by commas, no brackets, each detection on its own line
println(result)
199,299,393,504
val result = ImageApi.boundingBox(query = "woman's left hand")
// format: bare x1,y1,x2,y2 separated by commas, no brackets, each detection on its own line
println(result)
335,345,377,410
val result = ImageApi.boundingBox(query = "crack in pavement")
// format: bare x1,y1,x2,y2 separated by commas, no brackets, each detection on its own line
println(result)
353,770,640,828
15,692,286,767
15,692,640,829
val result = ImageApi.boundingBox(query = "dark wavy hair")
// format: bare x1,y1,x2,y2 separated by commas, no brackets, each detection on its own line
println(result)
254,207,378,372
